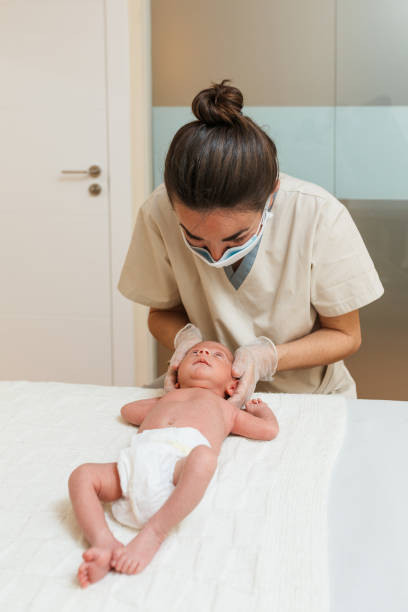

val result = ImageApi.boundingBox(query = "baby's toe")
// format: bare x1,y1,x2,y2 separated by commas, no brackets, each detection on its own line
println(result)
82,547,98,562
122,558,133,574
77,564,90,588
114,553,126,572
110,550,121,568
78,561,88,575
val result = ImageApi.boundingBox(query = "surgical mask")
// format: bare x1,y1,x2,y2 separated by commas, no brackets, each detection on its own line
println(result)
179,193,276,268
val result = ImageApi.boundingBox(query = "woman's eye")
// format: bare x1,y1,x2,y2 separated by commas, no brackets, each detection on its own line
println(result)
187,233,248,246
215,352,224,358
230,235,248,245
186,237,211,251
184,232,203,245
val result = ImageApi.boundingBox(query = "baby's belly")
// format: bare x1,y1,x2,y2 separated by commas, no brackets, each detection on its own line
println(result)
138,412,226,454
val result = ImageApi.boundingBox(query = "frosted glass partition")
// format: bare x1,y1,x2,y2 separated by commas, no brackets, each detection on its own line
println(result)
336,0,408,106
151,0,407,399
343,200,408,400
337,0,408,400
336,107,408,200
153,107,335,193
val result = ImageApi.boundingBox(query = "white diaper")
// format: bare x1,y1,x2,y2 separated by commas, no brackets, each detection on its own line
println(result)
111,426,211,529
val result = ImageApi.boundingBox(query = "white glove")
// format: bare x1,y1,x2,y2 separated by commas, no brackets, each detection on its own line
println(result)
229,336,278,408
164,323,203,392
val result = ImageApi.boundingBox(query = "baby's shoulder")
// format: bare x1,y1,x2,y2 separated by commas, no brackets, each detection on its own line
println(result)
219,396,239,416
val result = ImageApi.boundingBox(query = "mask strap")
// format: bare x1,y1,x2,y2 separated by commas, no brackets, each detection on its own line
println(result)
269,189,278,209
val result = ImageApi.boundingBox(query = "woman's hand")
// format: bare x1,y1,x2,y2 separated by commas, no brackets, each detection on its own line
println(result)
163,324,203,392
228,337,278,408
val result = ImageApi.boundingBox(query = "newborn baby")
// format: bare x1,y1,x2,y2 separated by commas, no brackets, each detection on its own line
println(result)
68,340,279,588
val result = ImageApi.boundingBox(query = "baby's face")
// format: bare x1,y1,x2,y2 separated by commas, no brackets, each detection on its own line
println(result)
177,341,237,398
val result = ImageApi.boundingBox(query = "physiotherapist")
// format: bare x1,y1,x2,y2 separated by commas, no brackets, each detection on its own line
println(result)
118,80,384,407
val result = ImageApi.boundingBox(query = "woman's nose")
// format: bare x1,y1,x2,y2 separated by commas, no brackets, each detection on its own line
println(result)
207,244,228,261
198,348,210,355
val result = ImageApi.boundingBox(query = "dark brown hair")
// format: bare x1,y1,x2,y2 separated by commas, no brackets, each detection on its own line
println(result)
164,79,279,212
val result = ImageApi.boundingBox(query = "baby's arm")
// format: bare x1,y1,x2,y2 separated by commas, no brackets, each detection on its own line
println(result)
231,399,279,441
121,398,159,426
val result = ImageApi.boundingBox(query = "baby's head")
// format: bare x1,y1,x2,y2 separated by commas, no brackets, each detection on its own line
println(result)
176,341,238,399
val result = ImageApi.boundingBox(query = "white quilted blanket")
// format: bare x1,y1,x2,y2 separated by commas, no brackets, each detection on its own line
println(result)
0,381,346,612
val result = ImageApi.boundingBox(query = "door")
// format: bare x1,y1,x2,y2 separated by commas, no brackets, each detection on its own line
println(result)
0,0,123,384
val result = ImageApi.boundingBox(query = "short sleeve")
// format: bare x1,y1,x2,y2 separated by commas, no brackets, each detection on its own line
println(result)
311,201,384,316
118,198,181,309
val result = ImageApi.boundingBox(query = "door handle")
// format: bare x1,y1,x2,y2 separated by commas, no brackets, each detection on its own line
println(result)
61,165,101,177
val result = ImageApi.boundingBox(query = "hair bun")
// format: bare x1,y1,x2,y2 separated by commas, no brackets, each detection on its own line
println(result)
192,79,244,126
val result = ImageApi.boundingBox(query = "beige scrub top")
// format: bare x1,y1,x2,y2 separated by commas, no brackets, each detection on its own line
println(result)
118,173,384,398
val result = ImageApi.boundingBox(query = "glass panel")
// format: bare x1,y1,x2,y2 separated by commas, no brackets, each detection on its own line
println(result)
343,200,408,400
336,0,408,106
337,0,408,399
336,107,408,200
151,1,408,398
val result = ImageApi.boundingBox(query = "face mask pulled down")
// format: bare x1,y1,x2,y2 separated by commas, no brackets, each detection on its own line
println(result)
179,195,275,268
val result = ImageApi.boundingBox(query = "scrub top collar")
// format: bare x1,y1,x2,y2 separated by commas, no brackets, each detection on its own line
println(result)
224,189,278,290
224,239,261,290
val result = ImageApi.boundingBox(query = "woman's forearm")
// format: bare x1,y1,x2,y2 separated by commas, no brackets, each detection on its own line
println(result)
148,305,189,351
275,327,360,372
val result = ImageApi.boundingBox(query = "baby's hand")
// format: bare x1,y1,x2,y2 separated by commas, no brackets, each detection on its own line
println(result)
245,398,267,414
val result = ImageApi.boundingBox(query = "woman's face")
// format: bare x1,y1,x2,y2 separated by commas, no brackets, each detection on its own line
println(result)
173,202,263,262
173,181,279,262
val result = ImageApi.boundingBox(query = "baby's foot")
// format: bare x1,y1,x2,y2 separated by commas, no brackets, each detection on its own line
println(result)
111,524,164,575
78,542,123,588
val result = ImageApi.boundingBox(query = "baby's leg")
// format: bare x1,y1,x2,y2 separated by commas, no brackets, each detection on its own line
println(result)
68,462,124,587
111,445,217,574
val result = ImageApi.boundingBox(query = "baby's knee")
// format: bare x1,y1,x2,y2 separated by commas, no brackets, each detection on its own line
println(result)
68,463,93,490
188,445,217,477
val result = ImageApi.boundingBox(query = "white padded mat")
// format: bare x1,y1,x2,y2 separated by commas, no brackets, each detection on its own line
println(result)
0,381,346,611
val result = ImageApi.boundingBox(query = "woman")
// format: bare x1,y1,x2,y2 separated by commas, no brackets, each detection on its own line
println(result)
119,80,384,406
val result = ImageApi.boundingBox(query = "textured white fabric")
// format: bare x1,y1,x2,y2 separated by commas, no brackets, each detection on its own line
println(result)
112,427,211,529
0,381,346,611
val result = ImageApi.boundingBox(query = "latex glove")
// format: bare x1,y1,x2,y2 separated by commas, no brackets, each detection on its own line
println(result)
228,336,278,408
164,323,203,392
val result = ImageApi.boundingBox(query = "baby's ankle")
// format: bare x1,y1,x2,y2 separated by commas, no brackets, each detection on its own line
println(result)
144,520,168,544
92,534,123,551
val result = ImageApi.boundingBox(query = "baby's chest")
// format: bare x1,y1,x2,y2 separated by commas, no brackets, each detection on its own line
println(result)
169,397,226,425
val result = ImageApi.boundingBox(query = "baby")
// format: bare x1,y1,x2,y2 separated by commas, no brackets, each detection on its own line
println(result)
68,340,279,588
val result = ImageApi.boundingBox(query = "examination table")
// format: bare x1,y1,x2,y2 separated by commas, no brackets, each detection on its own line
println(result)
0,382,406,611
329,397,408,612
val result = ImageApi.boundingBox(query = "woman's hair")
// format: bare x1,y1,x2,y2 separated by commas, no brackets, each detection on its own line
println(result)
164,79,279,212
